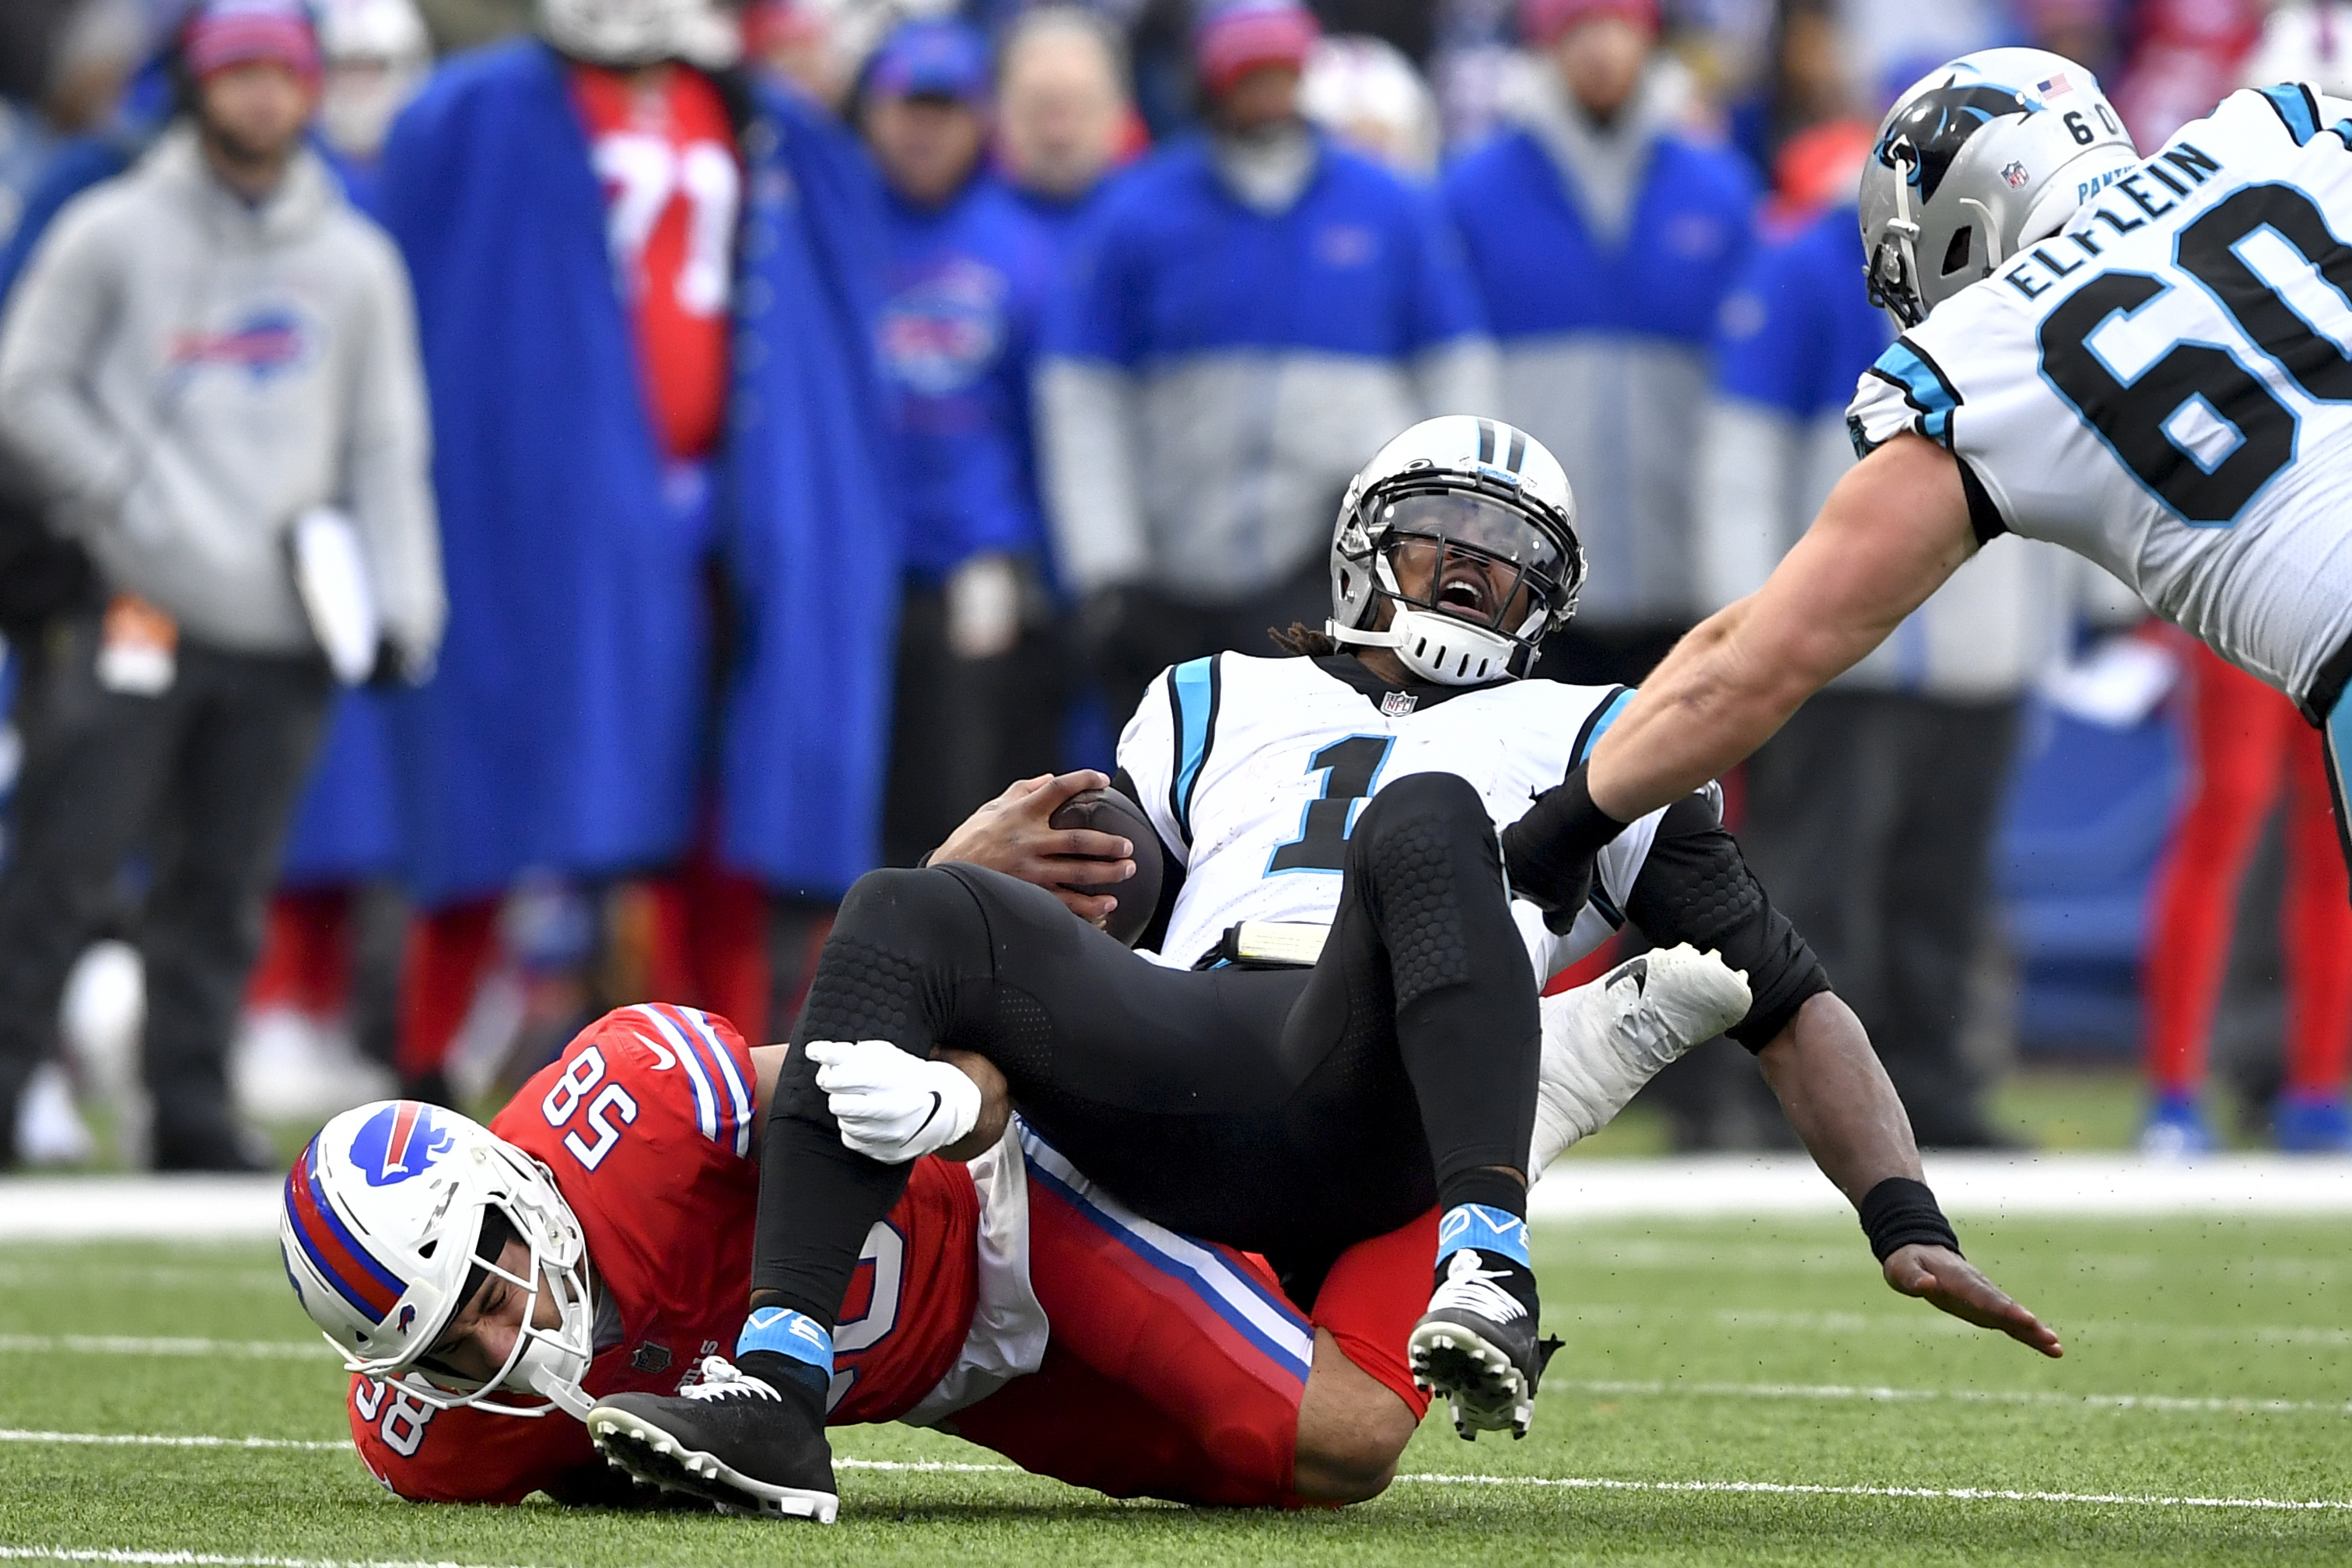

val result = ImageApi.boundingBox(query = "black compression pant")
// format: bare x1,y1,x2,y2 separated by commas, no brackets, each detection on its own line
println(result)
751,771,1539,1328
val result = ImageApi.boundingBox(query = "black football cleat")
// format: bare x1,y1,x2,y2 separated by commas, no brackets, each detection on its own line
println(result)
588,1356,838,1523
1408,1249,1560,1440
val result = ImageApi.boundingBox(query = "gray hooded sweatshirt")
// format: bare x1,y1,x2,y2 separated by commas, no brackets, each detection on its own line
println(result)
0,125,443,666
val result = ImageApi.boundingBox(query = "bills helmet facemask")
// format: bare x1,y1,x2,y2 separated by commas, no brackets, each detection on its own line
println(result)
1860,47,2137,327
1326,415,1584,685
280,1101,597,1420
539,0,738,68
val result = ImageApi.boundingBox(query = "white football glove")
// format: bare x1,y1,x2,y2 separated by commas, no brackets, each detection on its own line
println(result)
1531,944,1752,1177
808,1039,982,1164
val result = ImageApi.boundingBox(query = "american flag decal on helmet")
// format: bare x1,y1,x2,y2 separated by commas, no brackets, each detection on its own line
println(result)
285,1139,406,1321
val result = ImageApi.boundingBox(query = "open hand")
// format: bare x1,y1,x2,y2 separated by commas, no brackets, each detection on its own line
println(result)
1883,1243,2064,1358
927,771,1135,923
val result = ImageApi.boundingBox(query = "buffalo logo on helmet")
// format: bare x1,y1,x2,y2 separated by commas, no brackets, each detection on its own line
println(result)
348,1102,456,1188
396,1304,416,1335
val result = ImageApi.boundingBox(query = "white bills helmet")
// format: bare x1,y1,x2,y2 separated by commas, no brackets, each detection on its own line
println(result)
539,0,740,68
1860,47,2137,327
280,1101,597,1420
1327,415,1584,685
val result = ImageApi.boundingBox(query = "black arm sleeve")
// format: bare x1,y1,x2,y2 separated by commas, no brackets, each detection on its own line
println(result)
1111,766,1186,953
1622,792,1830,1051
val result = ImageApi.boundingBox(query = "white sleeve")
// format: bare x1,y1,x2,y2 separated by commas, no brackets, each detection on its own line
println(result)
1844,333,1966,457
1114,666,1188,867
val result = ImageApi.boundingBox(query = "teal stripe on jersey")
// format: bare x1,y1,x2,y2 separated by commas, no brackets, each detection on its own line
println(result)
1171,656,1218,841
1871,340,1962,446
1572,688,1635,769
2262,83,2321,145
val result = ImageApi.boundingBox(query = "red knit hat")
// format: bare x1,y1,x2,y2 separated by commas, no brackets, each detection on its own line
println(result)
1195,0,1321,97
1520,0,1661,49
184,0,324,86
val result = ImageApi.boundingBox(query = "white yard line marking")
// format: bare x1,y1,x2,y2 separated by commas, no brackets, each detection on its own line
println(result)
1531,1152,2352,1218
1387,1474,2352,1511
1557,1301,2352,1346
0,1265,287,1290
0,1335,334,1360
10,1153,2352,1241
0,1430,347,1451
1548,1379,2352,1416
5,1432,2346,1514
0,1551,533,1568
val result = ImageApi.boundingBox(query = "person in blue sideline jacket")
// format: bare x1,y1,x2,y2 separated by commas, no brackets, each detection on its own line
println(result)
371,0,898,1097
1440,0,1752,689
993,5,1136,251
1035,0,1497,731
861,19,1066,866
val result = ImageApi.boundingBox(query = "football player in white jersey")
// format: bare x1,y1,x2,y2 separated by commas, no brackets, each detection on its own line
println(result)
586,417,2060,1523
1523,51,2352,1003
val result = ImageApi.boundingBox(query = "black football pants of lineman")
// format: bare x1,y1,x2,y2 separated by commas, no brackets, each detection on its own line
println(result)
749,770,1540,1327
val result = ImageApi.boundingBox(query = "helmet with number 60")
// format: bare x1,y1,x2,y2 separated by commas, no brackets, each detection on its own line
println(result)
279,1101,597,1419
1860,47,2139,327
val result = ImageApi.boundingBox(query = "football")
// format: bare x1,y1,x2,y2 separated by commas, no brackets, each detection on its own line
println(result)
1048,785,1164,947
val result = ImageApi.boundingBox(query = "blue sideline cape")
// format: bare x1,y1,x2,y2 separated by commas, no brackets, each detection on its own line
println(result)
375,42,899,907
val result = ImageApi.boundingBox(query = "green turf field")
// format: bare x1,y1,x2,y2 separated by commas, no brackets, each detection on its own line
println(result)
4,1211,2348,1567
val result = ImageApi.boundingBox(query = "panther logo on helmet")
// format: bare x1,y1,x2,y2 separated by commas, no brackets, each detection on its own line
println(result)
1874,82,2032,205
348,1101,456,1187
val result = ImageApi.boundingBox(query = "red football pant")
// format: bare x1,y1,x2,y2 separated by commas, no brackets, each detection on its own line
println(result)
950,1138,1432,1508
2145,642,2352,1097
247,886,355,1017
396,898,500,1083
394,849,775,1083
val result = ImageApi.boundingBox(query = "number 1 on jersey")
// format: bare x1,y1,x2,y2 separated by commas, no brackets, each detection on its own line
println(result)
1266,736,1394,874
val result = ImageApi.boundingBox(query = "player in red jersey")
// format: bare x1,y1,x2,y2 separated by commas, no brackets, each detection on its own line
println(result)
294,1003,1455,1511
290,943,1748,1514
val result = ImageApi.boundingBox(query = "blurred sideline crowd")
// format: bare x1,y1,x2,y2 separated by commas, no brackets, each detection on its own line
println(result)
1,0,2348,1174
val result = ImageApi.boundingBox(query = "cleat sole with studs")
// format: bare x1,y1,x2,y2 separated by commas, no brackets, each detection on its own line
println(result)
1409,1322,1535,1441
588,1408,839,1524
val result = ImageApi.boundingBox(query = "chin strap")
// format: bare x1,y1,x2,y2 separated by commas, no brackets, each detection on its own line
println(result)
527,1360,596,1421
1325,618,1398,650
1872,137,1927,326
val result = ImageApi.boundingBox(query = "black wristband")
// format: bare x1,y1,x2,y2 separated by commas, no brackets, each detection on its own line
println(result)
1499,761,1629,912
1857,1176,1961,1262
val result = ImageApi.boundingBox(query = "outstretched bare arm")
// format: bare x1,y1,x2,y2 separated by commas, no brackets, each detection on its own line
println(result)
1587,435,1979,822
1759,993,2063,1359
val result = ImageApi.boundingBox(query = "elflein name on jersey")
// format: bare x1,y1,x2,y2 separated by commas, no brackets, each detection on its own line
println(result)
1119,653,1668,977
1850,82,2352,710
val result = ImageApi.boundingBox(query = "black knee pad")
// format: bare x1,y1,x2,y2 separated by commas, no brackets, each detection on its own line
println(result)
1346,773,1502,1010
793,867,988,1048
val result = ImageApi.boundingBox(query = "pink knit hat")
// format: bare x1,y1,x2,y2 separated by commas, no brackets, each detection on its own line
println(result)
1520,0,1661,48
184,0,324,86
1195,0,1321,97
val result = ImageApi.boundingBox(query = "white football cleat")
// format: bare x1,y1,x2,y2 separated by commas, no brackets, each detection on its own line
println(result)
1531,944,1751,1175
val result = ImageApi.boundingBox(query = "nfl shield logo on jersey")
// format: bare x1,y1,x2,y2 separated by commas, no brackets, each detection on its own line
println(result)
1381,691,1418,717
2002,161,2030,188
347,1102,456,1188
